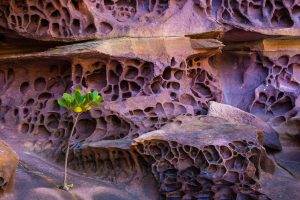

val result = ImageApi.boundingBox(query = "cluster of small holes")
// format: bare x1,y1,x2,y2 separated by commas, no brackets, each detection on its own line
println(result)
187,55,222,113
0,0,190,39
88,0,184,23
103,0,137,22
1,0,97,38
216,0,300,29
16,63,72,153
126,101,194,134
1,0,300,40
136,139,270,200
72,55,222,136
65,147,145,183
250,54,300,126
193,0,213,16
0,55,223,196
148,56,222,115
73,58,154,102
88,108,138,140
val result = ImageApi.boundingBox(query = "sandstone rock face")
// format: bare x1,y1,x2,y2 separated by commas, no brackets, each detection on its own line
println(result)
0,0,300,199
0,140,19,193
134,116,274,199
1,0,300,41
0,36,298,199
207,101,281,150
214,51,300,127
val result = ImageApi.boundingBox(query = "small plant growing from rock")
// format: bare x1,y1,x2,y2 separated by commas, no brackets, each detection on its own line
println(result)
57,88,102,190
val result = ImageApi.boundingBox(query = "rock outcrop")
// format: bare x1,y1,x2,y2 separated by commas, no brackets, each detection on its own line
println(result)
1,0,300,41
0,140,19,194
134,115,274,199
207,101,281,150
0,0,300,199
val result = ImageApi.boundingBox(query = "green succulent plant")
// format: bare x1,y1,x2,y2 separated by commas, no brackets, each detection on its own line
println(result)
57,87,102,190
57,88,102,113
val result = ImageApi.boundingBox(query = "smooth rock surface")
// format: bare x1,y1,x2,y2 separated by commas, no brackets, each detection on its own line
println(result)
207,101,282,150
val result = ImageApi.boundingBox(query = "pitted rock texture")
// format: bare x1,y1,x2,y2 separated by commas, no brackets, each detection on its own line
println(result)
73,54,222,113
0,45,223,183
0,0,99,40
0,37,298,199
0,59,73,157
214,52,300,127
0,0,190,41
69,53,222,141
1,0,300,41
274,95,300,138
0,140,19,193
250,53,300,126
134,116,274,200
216,0,300,31
68,145,146,183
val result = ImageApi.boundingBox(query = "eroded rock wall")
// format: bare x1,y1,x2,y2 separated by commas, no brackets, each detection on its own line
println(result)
214,51,300,127
0,36,299,199
0,1,300,200
1,0,300,41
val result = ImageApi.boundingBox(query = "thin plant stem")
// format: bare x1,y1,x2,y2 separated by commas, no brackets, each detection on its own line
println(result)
63,113,80,190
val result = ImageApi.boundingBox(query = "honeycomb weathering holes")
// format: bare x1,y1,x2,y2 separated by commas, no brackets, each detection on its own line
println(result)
0,0,189,40
215,0,299,29
250,54,300,126
135,138,271,199
0,51,292,198
1,0,300,41
0,53,223,159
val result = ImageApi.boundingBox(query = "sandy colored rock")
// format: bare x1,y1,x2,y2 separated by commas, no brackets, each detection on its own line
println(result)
0,139,19,194
207,101,281,150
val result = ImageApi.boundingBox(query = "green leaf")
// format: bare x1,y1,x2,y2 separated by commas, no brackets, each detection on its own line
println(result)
57,99,67,108
63,93,74,103
86,92,92,102
74,88,82,102
92,91,98,100
80,96,87,106
96,96,103,103
79,95,85,104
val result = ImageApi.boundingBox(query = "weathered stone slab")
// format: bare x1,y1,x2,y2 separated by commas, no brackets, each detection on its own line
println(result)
207,101,281,150
0,37,223,63
133,115,274,199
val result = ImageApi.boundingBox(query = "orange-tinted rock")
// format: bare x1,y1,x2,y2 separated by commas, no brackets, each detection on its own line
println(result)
0,140,19,193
